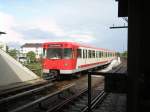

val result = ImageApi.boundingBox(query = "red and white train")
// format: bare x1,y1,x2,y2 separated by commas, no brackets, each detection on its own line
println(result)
42,42,117,79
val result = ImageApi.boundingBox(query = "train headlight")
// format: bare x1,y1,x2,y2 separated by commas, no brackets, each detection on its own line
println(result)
64,63,68,66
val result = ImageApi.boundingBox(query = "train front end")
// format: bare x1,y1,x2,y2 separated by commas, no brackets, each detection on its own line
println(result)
42,42,77,79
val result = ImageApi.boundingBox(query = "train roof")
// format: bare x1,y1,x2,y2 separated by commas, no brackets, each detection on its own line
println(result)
43,42,116,52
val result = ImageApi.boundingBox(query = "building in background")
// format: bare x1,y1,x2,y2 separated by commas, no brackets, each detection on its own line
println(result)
0,42,7,51
20,43,42,59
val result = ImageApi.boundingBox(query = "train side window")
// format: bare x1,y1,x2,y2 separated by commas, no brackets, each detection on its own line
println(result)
99,51,101,58
95,51,97,58
88,50,91,58
83,50,85,59
92,50,95,58
86,50,87,58
104,52,106,58
96,51,98,58
97,51,99,58
91,50,93,58
77,49,82,58
97,51,100,58
84,50,87,58
90,50,92,58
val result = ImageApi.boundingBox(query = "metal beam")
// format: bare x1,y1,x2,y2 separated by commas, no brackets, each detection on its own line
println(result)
110,26,128,29
0,31,6,35
88,72,92,112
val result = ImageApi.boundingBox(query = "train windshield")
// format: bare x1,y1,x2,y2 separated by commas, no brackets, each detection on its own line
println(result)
47,48,62,59
63,48,72,59
46,48,72,59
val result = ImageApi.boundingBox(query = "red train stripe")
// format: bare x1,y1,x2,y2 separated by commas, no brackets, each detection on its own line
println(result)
79,60,108,68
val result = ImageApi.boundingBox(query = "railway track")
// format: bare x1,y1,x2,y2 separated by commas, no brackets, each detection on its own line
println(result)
10,83,75,112
47,87,106,112
0,75,93,112
0,79,48,98
0,81,75,112
0,61,125,112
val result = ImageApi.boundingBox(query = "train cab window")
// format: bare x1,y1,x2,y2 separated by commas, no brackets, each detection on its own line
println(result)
47,48,62,59
63,48,72,59
77,49,82,58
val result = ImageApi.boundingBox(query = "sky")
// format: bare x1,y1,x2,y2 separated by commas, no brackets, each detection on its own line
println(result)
0,0,127,52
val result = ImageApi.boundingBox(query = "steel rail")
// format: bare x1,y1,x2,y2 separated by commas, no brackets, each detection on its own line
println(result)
47,88,88,112
0,83,54,104
10,83,75,112
0,79,47,97
47,89,105,112
81,90,106,112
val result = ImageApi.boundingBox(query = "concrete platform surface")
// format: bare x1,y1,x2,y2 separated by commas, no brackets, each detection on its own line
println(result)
0,49,40,89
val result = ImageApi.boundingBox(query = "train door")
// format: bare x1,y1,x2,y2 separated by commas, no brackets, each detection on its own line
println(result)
76,48,84,69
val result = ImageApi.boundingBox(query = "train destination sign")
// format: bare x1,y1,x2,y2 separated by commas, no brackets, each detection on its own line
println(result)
49,44,62,47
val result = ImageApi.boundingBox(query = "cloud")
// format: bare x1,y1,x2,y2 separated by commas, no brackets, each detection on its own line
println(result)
0,12,24,44
13,16,96,43
20,18,67,37
0,12,66,46
70,34,95,43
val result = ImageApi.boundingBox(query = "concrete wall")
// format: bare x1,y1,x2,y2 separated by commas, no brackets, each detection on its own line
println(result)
0,49,39,87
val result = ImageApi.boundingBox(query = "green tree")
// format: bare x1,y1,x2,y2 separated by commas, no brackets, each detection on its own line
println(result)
116,52,121,57
8,49,18,59
27,51,36,63
122,51,128,58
